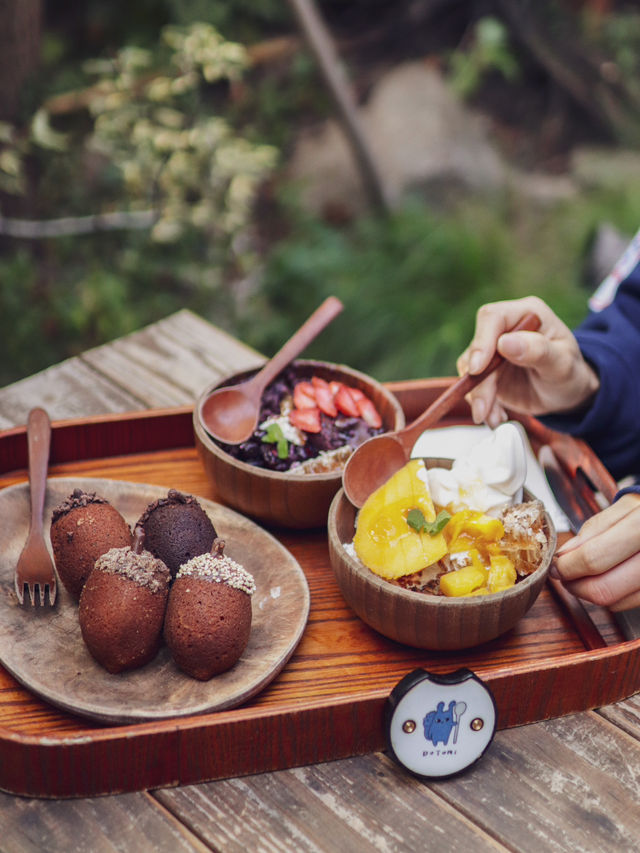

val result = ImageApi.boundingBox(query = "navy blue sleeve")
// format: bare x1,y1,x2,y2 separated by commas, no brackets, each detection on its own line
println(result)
615,485,640,502
541,258,640,481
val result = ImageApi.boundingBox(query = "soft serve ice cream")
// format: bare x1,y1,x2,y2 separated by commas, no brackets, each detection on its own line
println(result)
426,422,527,515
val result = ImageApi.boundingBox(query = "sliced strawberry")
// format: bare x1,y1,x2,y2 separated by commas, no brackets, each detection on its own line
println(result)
289,406,322,433
328,380,342,396
311,376,337,416
355,394,382,428
349,387,365,402
334,384,360,417
293,381,317,410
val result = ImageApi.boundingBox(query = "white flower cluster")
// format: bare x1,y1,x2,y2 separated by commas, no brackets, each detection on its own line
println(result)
85,22,278,244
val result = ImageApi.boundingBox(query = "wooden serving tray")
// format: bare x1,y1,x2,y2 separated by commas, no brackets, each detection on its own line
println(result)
1,379,639,799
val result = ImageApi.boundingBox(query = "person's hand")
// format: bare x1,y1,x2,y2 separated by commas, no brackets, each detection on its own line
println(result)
457,296,600,427
554,493,640,610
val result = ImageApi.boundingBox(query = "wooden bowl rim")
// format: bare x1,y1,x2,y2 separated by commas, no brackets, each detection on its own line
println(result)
193,359,406,483
328,469,557,609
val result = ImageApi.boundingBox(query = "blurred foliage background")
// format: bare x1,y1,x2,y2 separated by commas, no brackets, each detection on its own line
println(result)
2,0,640,387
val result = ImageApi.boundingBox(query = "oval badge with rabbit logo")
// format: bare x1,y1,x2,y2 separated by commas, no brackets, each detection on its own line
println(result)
385,668,497,779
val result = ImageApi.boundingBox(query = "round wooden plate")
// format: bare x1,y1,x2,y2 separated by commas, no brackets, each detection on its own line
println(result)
0,477,310,724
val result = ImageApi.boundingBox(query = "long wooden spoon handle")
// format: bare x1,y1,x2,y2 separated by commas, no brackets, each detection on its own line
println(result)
27,407,51,534
399,311,541,450
251,296,344,390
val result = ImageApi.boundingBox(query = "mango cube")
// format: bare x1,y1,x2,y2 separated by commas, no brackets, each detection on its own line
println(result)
487,555,517,593
444,510,504,553
440,563,487,597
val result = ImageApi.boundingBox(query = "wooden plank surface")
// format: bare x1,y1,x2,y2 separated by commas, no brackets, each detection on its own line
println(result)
154,712,640,853
0,309,263,429
0,309,639,852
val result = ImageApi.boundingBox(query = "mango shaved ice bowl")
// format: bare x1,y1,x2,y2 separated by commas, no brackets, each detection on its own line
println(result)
327,458,556,650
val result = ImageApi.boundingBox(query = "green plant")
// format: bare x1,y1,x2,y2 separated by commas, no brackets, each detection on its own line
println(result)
2,24,279,248
235,185,640,383
448,16,519,99
0,21,280,384
588,11,640,84
235,200,508,381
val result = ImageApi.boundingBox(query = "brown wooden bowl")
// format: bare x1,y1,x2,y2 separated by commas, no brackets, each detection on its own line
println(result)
193,359,405,529
328,461,557,649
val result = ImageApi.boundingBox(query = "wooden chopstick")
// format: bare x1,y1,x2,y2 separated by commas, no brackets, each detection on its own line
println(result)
547,570,608,650
539,443,609,650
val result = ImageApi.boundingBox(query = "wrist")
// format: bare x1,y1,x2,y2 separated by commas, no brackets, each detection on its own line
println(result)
546,356,599,416
569,359,600,415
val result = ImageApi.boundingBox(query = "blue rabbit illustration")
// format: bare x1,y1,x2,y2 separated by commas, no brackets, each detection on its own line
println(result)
423,700,457,746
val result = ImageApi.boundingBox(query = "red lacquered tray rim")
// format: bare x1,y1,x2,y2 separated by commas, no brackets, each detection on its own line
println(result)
0,378,638,798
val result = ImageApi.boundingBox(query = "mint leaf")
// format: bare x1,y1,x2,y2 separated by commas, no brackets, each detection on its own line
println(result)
261,423,289,459
407,508,451,536
407,508,427,532
429,510,452,535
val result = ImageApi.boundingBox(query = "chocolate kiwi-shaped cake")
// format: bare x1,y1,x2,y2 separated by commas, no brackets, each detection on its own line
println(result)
78,528,170,674
50,489,132,599
136,489,216,578
164,539,255,680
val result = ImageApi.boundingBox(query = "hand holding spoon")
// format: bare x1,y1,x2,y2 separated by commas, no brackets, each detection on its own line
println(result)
342,312,541,507
199,296,343,444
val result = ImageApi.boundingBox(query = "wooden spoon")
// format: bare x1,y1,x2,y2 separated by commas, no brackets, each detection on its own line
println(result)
342,312,541,507
199,296,343,444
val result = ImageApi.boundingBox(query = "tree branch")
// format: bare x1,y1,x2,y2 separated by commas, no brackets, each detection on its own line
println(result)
287,0,391,215
0,209,158,238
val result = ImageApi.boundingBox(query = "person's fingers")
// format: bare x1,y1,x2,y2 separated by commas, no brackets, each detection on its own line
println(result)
497,329,557,372
564,552,640,608
467,372,499,424
460,294,599,421
466,296,550,375
610,587,640,612
485,402,508,428
460,342,499,425
552,499,640,609
556,524,635,581
555,497,640,590
556,495,640,557
470,396,486,425
456,347,471,376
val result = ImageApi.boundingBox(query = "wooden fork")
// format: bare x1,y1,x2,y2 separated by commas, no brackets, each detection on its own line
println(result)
14,407,57,606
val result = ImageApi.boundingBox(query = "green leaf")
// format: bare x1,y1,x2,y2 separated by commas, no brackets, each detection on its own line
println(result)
407,508,451,536
261,422,289,459
406,508,426,532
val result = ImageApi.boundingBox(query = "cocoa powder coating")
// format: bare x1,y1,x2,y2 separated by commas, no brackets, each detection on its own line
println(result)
136,489,216,578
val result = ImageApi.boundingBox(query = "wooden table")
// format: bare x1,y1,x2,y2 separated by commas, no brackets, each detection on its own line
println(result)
1,309,639,853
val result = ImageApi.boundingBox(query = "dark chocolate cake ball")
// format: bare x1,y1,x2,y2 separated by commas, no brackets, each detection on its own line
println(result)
50,489,132,599
78,529,170,674
136,489,216,578
164,539,255,680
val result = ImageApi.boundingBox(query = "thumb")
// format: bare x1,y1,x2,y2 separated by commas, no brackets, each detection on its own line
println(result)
497,330,554,370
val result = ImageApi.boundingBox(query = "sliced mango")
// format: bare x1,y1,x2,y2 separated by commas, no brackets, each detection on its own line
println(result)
465,513,504,540
487,555,517,593
354,459,447,578
443,510,473,551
